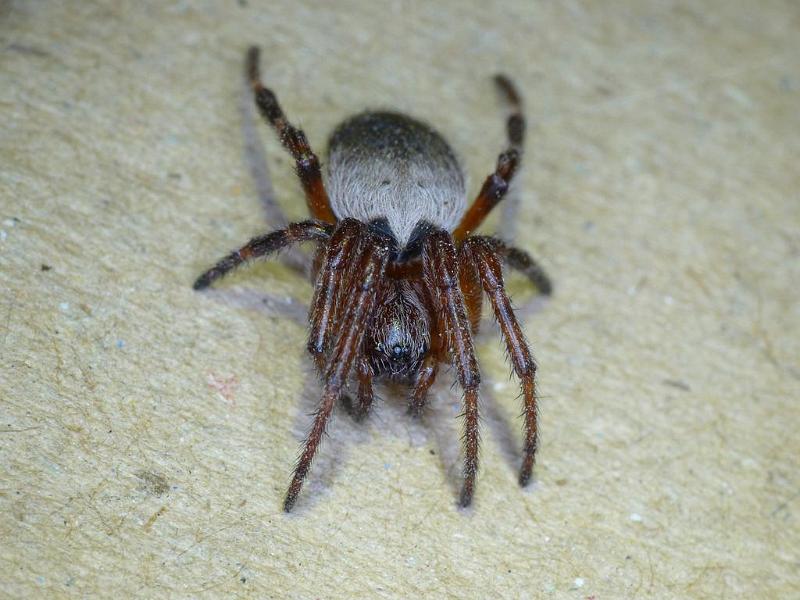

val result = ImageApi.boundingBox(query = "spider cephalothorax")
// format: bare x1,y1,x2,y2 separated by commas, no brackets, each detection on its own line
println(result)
194,47,553,511
366,279,430,380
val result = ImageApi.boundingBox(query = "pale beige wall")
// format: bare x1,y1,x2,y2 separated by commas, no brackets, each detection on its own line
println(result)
1,1,798,597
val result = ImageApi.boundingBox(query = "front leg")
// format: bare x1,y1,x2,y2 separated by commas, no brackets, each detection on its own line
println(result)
422,230,482,507
284,237,390,511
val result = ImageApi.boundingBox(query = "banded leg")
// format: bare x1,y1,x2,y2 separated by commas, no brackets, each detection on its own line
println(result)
494,74,525,151
495,74,527,241
463,237,539,486
284,238,390,511
453,149,519,242
453,74,526,242
193,220,331,290
307,218,364,371
422,230,482,507
247,46,337,223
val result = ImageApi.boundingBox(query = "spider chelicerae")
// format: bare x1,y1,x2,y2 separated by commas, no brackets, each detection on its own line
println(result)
194,47,552,511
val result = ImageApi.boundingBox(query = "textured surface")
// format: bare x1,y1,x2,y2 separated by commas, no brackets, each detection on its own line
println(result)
1,1,799,598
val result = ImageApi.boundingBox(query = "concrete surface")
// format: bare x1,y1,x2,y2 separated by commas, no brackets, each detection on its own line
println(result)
1,1,799,598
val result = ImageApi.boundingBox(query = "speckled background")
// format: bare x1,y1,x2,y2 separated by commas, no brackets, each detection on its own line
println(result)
1,1,798,598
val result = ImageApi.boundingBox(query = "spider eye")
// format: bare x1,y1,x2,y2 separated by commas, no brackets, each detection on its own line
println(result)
391,344,406,359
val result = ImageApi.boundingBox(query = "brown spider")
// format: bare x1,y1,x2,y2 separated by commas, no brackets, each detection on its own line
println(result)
194,47,552,511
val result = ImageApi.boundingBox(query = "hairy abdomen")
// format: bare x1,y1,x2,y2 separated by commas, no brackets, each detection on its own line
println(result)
326,112,466,246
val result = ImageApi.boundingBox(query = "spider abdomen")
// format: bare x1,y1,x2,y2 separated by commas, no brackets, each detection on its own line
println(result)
326,111,467,247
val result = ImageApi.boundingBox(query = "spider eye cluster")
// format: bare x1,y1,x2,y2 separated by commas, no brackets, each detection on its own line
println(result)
391,344,409,360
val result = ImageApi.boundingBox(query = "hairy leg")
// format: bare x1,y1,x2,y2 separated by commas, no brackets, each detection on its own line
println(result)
247,46,336,224
352,357,375,421
306,218,364,371
463,237,540,486
422,230,482,507
284,234,391,511
193,220,331,290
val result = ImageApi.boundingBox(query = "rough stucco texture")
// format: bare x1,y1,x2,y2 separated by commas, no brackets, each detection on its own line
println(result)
1,1,799,598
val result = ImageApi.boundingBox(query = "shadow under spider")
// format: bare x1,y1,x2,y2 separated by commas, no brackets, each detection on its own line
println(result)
280,353,530,512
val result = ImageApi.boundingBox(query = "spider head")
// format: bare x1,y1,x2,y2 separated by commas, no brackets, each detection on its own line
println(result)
367,282,429,379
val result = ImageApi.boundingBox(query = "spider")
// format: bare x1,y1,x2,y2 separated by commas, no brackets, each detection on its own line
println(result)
194,47,553,511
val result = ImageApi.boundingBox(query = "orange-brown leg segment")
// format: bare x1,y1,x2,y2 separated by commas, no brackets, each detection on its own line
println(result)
463,237,539,486
247,46,337,224
453,74,526,242
452,149,519,242
284,236,391,511
422,230,482,507
193,220,331,290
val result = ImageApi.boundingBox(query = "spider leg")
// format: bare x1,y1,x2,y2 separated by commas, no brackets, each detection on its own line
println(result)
495,74,528,244
494,240,553,296
307,218,364,371
494,74,525,151
351,357,375,421
453,74,526,242
247,46,337,224
453,150,519,243
340,356,375,421
408,355,438,418
284,235,390,511
458,248,484,332
240,58,309,275
193,220,331,290
422,230,482,507
463,237,540,486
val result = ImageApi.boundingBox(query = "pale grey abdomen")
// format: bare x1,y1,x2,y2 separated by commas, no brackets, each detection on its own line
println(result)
325,112,466,246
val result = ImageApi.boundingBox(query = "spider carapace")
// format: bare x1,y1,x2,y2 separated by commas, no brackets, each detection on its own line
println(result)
194,47,553,511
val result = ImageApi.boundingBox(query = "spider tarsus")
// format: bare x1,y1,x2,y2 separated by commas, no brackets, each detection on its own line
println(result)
282,493,297,513
493,73,521,105
518,469,533,487
193,274,212,290
246,45,260,85
458,485,474,508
